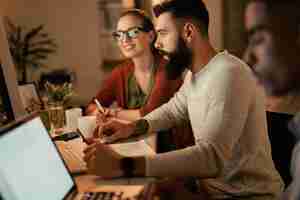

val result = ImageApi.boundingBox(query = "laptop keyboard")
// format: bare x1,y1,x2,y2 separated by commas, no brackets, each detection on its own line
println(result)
81,192,123,200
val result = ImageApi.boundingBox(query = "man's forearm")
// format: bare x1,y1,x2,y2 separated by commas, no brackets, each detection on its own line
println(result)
144,94,189,132
116,109,141,121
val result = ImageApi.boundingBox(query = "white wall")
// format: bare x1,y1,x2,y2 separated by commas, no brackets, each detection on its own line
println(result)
203,0,224,50
5,0,105,104
2,0,224,106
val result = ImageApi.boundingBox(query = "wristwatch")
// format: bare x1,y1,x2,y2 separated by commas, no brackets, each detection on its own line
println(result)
120,157,135,177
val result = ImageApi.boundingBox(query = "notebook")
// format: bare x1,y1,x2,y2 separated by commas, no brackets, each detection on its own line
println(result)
0,114,152,200
55,138,87,174
77,116,156,157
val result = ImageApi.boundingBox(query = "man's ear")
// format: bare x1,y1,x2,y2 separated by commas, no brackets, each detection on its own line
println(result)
182,22,196,43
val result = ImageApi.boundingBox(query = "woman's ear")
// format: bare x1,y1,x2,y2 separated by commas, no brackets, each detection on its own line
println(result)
148,30,156,43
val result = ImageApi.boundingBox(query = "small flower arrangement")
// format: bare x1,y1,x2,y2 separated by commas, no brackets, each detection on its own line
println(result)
44,81,73,105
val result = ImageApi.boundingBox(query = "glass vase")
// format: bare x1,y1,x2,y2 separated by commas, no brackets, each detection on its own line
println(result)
46,101,66,133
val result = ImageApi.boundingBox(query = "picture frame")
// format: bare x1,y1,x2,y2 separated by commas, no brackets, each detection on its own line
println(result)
0,63,15,126
18,83,42,113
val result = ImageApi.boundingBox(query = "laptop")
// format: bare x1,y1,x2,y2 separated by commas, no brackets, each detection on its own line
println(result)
0,114,143,200
0,114,87,200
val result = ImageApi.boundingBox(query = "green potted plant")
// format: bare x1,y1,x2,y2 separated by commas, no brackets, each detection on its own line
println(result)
5,17,57,84
44,81,73,106
39,69,74,131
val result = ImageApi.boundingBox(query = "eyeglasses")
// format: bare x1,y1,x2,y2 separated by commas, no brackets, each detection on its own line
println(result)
112,27,145,42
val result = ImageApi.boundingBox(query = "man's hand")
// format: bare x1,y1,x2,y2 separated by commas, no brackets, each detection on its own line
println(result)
83,141,124,178
98,119,136,143
92,108,123,138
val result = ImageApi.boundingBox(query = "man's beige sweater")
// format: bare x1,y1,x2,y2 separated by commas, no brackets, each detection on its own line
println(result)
144,51,284,199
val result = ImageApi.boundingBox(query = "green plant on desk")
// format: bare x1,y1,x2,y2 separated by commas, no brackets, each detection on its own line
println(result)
43,81,73,131
44,81,73,104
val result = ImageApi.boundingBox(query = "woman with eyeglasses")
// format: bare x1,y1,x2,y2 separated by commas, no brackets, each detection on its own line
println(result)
85,9,193,151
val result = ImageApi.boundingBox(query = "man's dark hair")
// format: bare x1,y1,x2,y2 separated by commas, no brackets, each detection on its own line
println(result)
247,0,300,17
153,0,209,37
246,0,300,94
247,0,300,36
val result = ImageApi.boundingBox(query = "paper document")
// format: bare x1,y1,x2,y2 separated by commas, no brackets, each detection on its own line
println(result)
56,137,155,174
110,140,156,157
55,138,87,174
77,116,97,138
77,117,130,138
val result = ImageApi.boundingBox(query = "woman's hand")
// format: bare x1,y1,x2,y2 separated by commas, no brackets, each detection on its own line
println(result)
93,108,123,138
95,107,123,124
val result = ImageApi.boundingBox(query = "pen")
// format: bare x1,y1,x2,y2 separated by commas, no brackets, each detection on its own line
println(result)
77,128,106,144
94,98,105,113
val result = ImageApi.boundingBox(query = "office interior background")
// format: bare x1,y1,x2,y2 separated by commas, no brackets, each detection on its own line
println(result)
0,0,249,124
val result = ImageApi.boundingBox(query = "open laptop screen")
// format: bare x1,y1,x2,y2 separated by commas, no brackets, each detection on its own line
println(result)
0,116,74,200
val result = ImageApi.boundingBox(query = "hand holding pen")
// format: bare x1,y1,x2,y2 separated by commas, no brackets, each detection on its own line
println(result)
94,99,105,113
94,98,121,121
94,98,108,123
93,99,114,139
93,99,123,141
77,127,108,145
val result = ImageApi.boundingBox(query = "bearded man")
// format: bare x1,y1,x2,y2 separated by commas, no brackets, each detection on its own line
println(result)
83,0,283,199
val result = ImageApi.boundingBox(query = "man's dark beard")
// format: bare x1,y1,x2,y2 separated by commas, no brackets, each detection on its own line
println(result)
160,38,193,80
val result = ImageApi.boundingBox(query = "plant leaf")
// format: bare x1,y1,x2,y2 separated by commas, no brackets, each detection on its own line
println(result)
26,48,56,55
24,25,44,43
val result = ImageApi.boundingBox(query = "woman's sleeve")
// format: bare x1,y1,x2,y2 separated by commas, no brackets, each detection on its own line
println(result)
89,67,121,108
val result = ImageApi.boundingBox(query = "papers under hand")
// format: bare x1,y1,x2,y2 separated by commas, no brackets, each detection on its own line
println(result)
110,140,156,157
77,116,97,138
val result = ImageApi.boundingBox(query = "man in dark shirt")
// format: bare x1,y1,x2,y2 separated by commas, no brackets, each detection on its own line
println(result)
243,0,300,199
243,0,300,114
